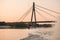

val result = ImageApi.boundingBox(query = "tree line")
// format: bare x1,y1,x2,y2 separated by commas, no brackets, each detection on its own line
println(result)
0,22,53,29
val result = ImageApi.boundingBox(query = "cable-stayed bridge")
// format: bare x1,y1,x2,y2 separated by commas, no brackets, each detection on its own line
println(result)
0,2,60,28
17,2,60,23
9,2,59,28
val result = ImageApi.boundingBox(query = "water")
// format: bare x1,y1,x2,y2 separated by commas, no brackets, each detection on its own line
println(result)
0,29,28,40
0,27,55,40
21,28,55,40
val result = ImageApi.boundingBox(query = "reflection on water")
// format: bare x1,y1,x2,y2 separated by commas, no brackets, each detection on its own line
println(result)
0,27,55,40
20,28,54,40
21,31,54,40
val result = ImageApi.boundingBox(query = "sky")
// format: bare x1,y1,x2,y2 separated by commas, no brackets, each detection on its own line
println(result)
0,0,60,22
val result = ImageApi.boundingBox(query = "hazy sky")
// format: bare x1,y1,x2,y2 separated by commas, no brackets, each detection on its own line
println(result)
0,0,60,22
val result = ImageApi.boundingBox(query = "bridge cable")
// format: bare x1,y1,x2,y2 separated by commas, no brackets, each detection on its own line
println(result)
17,7,32,22
35,9,49,21
36,4,60,15
35,7,56,18
20,7,32,22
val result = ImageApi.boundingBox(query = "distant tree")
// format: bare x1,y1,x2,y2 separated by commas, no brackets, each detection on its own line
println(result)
43,24,52,27
14,22,28,28
0,22,6,26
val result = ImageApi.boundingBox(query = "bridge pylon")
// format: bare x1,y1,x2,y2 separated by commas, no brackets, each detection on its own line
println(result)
31,2,37,27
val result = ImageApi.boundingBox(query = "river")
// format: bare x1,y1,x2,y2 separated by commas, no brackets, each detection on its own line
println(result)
0,27,57,40
0,29,28,40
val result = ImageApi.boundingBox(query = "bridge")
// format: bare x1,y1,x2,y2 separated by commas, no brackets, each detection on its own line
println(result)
17,2,59,23
19,21,55,23
9,2,60,27
0,2,60,28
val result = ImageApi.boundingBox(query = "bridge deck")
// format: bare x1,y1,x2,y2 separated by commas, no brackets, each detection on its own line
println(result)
20,21,55,23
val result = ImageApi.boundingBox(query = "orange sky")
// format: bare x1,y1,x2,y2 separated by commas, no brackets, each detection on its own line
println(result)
0,0,60,22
